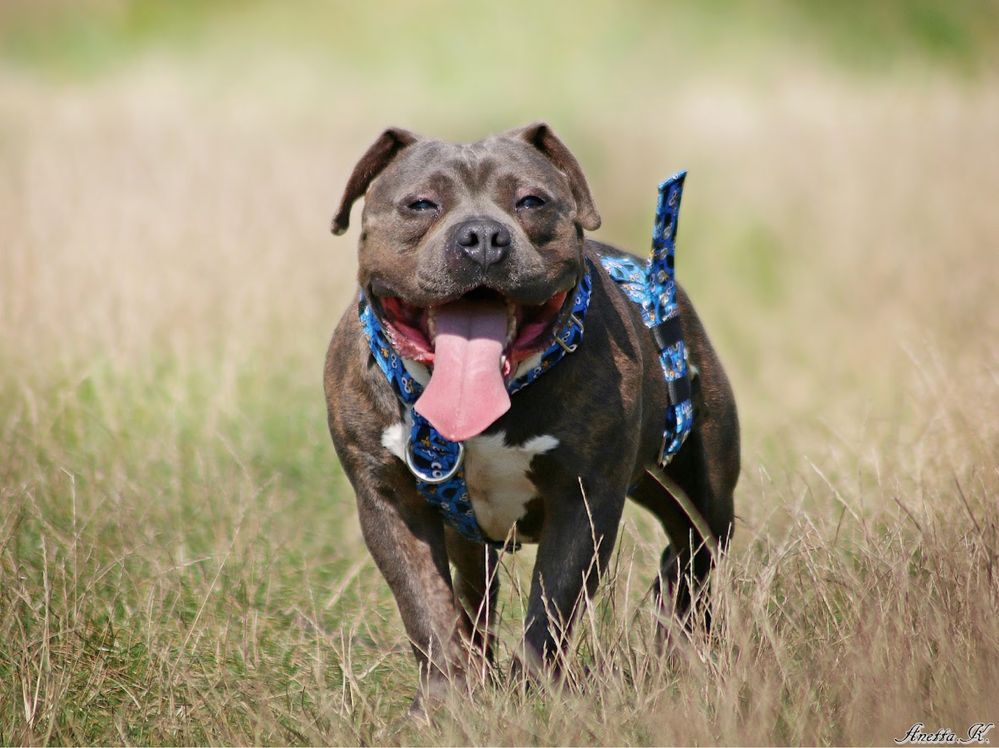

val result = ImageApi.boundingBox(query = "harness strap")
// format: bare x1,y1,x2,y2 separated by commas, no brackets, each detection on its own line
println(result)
597,170,695,466
648,171,695,463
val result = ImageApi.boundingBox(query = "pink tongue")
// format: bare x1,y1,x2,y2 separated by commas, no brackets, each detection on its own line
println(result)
414,300,510,442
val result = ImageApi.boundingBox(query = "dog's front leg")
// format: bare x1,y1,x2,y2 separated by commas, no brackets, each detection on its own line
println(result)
353,475,475,708
521,478,627,675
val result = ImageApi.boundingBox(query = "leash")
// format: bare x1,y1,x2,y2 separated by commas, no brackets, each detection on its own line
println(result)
359,171,695,546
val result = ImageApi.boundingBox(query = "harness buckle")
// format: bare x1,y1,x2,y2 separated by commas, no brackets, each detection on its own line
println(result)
405,440,465,484
555,313,584,354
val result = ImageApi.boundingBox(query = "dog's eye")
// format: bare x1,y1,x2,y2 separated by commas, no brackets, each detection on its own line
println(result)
516,195,546,210
407,198,439,212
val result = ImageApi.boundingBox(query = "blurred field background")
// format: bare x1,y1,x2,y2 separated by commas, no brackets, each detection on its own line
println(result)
1,1,998,744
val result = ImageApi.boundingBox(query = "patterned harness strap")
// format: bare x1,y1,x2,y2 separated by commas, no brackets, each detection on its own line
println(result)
359,171,695,546
598,171,695,465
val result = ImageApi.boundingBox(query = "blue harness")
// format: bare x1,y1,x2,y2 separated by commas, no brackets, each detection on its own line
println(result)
359,171,694,547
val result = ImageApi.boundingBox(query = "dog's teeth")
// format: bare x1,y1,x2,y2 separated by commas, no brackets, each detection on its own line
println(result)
427,308,437,339
506,301,517,346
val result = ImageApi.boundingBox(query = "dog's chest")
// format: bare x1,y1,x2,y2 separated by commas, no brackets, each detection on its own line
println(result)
381,420,556,542
463,432,557,542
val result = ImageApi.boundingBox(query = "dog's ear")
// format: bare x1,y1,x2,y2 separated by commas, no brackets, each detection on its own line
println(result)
512,122,601,231
331,127,419,235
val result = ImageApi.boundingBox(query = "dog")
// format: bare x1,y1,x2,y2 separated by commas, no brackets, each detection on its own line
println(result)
324,123,739,706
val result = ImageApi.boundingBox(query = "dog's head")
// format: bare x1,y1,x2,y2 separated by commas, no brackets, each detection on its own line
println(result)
332,123,600,440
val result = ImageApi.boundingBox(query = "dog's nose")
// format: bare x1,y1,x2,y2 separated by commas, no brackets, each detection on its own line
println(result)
452,218,511,268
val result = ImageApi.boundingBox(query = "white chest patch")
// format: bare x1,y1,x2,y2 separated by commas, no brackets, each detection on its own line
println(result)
464,431,558,541
380,417,557,542
380,414,412,461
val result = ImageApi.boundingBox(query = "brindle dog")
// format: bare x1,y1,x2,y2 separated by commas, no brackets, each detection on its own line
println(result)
324,123,739,707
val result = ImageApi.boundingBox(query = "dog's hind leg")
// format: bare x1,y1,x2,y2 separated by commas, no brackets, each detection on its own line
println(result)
444,529,499,666
629,425,736,635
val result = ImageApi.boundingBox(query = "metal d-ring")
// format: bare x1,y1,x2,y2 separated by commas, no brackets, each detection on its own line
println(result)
405,440,465,484
555,313,584,353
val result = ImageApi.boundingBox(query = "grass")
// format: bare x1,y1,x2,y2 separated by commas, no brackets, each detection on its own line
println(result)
1,2,998,744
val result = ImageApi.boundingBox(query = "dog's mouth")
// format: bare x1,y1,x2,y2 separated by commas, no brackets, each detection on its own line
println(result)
370,285,571,441
375,287,569,370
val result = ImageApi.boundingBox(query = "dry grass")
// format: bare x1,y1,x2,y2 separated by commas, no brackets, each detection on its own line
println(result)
1,4,998,744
